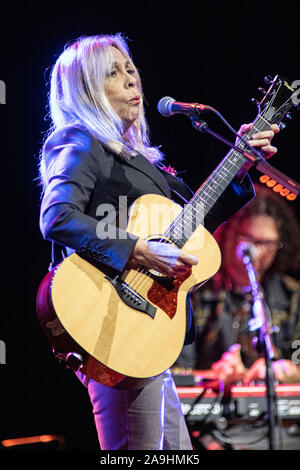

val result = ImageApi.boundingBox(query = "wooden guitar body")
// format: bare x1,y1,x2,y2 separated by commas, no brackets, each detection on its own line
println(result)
37,194,221,387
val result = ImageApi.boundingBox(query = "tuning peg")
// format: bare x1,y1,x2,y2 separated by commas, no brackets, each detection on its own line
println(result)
264,75,273,84
258,87,266,95
286,112,292,119
251,97,260,107
279,122,286,130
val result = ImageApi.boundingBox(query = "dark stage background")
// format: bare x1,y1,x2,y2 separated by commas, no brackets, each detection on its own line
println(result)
0,0,299,451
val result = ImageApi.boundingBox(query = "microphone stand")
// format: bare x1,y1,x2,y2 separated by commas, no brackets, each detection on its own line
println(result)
189,115,297,449
190,118,300,196
239,248,278,450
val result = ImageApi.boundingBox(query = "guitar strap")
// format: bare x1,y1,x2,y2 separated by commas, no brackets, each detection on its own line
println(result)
156,165,194,207
49,242,68,271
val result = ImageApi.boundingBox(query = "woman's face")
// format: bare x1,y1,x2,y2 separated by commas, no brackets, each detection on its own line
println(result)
104,46,141,132
226,215,281,287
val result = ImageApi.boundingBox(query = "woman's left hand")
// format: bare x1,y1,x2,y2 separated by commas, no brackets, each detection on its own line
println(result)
236,123,280,177
238,122,280,159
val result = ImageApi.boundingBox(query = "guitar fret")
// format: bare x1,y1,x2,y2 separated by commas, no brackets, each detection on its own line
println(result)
229,149,246,163
201,189,216,204
230,154,241,164
209,179,224,192
228,161,240,169
221,166,235,176
214,171,232,185
230,154,242,165
205,186,220,198
251,125,261,133
256,114,270,126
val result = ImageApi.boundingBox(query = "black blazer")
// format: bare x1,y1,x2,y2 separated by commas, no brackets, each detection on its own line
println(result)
39,125,254,344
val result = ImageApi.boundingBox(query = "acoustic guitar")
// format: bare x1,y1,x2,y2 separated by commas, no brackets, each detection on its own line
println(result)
36,75,298,388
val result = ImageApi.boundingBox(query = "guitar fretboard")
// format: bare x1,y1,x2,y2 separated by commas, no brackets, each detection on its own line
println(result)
164,114,269,247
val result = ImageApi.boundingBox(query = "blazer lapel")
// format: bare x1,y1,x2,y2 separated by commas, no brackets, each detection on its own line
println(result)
125,154,171,198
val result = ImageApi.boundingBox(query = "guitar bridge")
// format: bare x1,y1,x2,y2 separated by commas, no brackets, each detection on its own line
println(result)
105,275,156,319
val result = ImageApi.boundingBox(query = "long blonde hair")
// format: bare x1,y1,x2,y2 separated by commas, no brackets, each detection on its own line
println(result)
39,33,163,186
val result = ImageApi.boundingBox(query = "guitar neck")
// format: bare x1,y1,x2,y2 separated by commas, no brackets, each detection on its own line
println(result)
192,114,271,213
165,114,270,248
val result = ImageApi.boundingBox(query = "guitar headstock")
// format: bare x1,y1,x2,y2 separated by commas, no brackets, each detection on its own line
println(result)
253,75,300,201
252,75,299,128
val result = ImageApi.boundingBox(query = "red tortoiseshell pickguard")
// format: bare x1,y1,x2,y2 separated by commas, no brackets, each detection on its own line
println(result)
147,269,191,319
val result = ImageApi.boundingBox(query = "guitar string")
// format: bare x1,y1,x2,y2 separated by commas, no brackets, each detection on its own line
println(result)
125,116,269,295
126,116,267,295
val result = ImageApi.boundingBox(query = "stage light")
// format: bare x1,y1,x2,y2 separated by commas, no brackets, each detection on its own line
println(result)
259,175,297,201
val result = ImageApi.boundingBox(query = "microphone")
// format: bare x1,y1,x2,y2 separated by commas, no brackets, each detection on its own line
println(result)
236,242,257,263
157,96,208,117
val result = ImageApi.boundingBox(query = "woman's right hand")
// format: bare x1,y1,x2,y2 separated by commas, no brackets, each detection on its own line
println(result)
127,239,198,276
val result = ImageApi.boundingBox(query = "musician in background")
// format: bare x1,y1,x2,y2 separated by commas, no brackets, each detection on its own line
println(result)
38,33,279,450
177,184,300,385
